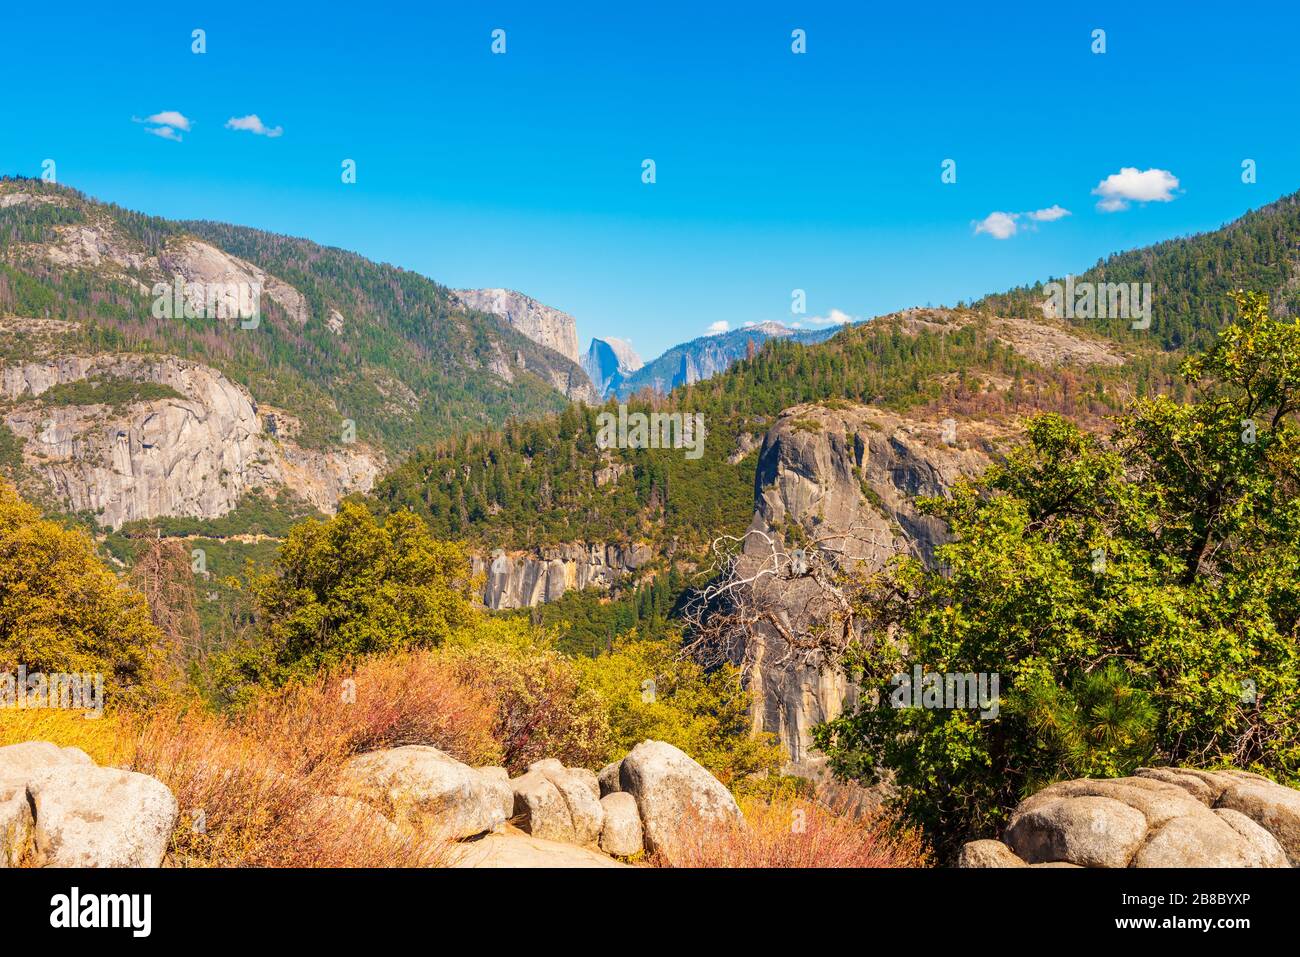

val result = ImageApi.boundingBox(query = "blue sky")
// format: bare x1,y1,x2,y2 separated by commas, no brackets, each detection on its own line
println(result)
3,1,1298,358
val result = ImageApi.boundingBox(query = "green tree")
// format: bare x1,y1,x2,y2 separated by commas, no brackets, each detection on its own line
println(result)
0,481,160,704
814,293,1300,854
240,502,476,686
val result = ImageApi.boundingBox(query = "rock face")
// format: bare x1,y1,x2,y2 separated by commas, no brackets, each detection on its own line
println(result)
616,740,743,856
959,768,1297,868
0,741,177,868
339,746,507,840
0,354,382,529
472,542,653,609
732,402,1011,770
455,288,582,364
582,337,643,397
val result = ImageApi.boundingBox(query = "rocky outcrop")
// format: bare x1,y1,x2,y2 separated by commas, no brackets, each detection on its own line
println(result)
452,828,629,868
472,541,653,609
582,337,643,397
510,759,604,846
614,740,744,857
959,768,1297,868
0,741,178,868
731,402,1012,770
339,745,508,840
455,288,582,364
0,354,382,528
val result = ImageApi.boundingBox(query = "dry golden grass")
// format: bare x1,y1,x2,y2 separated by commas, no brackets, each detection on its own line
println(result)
2,652,494,867
0,709,131,766
650,795,931,868
3,653,928,869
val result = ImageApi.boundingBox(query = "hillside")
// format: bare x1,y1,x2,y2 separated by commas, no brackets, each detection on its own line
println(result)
383,188,1300,583
0,177,593,464
373,307,1153,560
976,190,1300,350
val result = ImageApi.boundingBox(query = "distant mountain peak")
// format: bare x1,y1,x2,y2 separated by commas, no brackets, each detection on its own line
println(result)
453,288,582,364
582,336,644,397
740,321,796,337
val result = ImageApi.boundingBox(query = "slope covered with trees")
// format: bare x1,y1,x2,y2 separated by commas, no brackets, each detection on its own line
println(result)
0,177,583,454
977,191,1300,351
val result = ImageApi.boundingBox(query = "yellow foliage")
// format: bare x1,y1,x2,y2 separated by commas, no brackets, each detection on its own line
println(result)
0,481,160,704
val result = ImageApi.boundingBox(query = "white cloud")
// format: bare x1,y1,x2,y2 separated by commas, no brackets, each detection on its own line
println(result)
974,211,1020,240
1092,167,1179,212
226,114,284,138
807,308,856,326
134,110,191,141
146,126,184,142
706,320,730,334
145,111,192,132
1028,205,1071,222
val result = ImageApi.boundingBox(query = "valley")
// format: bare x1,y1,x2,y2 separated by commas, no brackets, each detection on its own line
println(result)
4,177,1300,864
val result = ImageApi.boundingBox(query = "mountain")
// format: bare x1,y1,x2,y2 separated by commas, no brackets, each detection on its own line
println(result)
453,288,584,365
581,336,643,397
614,321,839,398
975,190,1300,351
369,188,1300,766
0,177,595,527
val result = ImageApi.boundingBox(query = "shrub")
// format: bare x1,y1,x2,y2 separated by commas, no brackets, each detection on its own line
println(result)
650,796,930,868
238,650,502,769
577,630,783,786
439,618,611,773
127,705,452,867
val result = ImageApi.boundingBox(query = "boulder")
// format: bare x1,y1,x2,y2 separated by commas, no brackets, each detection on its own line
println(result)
26,765,177,867
1132,812,1286,868
0,741,93,778
1211,777,1300,867
510,763,605,846
340,746,502,840
997,769,1293,868
598,792,643,857
598,761,622,796
618,740,743,855
476,767,514,830
956,839,1025,868
510,770,574,843
0,788,33,867
1005,795,1148,869
547,768,603,846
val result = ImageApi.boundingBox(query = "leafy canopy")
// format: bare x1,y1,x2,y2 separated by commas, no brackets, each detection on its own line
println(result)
814,293,1300,853
0,481,160,704
220,501,477,692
